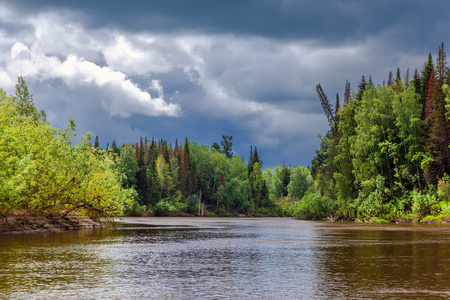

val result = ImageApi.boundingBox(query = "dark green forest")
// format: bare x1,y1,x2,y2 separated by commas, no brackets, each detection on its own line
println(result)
3,44,450,223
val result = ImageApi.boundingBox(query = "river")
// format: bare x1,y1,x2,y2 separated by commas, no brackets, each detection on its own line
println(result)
1,217,450,299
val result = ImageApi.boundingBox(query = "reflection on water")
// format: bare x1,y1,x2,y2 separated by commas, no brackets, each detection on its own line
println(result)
1,218,450,299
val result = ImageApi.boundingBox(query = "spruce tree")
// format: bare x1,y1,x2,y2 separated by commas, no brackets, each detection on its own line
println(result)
356,75,366,102
111,140,120,156
421,53,434,115
136,137,150,205
13,76,43,124
94,136,100,148
252,146,262,166
335,93,340,122
344,80,351,105
387,71,393,86
248,145,254,175
424,69,449,182
368,75,374,87
411,68,421,95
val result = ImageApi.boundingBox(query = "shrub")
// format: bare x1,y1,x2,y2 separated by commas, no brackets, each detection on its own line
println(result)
153,201,175,216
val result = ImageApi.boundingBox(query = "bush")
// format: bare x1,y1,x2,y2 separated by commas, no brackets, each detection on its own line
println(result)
182,194,199,214
153,201,175,216
294,191,337,220
410,189,438,217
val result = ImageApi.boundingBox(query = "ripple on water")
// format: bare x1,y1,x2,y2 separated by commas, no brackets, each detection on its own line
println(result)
2,218,450,299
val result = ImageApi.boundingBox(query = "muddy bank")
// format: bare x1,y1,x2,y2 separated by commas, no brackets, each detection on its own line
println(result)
0,213,103,234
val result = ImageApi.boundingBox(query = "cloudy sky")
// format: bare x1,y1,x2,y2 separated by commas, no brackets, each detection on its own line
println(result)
0,1,449,168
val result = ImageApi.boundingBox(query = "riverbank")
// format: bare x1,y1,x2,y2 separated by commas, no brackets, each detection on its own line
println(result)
0,212,103,234
129,204,283,218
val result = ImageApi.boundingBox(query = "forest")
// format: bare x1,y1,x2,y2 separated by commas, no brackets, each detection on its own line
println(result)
0,77,314,220
4,43,450,223
307,43,450,223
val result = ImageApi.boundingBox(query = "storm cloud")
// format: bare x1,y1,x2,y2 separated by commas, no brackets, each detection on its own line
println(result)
0,1,448,167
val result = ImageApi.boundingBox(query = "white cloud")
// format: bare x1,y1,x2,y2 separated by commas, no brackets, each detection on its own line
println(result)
104,35,171,74
4,23,181,118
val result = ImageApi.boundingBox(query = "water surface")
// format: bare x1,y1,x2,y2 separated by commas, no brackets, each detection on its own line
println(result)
1,217,450,299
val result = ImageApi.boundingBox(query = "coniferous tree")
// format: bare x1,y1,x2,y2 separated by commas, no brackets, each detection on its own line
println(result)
411,68,421,96
392,68,404,93
136,137,150,205
252,146,262,166
344,80,351,106
147,146,161,205
248,145,254,175
211,142,221,152
387,71,393,87
279,165,291,197
12,77,47,124
316,83,337,135
335,93,340,113
335,93,340,124
134,143,138,159
404,68,410,87
111,140,120,156
424,69,449,182
421,53,434,115
220,135,234,159
94,136,100,148
436,43,448,87
368,75,374,87
356,75,366,102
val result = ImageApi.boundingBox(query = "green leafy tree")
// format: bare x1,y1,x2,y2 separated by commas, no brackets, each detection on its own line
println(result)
0,93,132,219
251,162,263,206
222,178,252,211
287,166,314,200
156,153,173,199
228,155,248,181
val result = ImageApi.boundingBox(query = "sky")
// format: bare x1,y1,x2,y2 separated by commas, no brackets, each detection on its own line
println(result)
0,0,449,168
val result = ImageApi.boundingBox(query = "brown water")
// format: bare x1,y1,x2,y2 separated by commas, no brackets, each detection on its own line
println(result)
1,217,450,299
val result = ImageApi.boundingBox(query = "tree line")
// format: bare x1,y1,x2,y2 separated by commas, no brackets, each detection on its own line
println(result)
306,43,450,222
103,134,314,216
1,77,316,219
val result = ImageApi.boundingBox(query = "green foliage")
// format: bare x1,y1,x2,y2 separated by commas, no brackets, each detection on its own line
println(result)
310,46,450,221
153,200,175,216
222,178,253,211
354,175,389,217
182,194,199,214
295,190,338,220
118,144,139,189
402,189,438,218
0,80,133,220
220,135,234,159
287,166,314,200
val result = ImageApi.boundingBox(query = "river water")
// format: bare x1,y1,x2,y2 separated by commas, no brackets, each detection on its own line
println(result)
1,217,450,299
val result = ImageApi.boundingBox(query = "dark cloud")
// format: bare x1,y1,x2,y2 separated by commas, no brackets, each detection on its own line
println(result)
4,0,446,47
1,0,450,168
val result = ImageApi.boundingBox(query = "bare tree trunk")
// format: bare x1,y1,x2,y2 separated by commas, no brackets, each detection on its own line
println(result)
198,188,202,217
